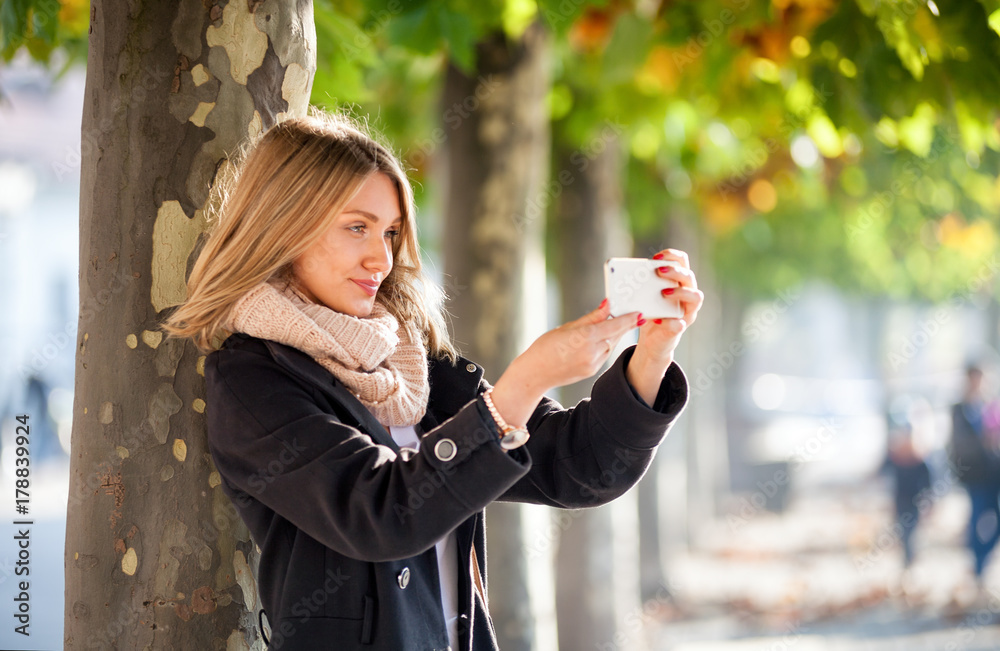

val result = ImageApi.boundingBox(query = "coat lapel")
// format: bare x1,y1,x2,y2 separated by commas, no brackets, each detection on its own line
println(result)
256,336,485,453
261,339,399,451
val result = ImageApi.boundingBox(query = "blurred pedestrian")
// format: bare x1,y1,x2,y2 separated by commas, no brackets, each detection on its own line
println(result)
949,364,1000,584
880,420,931,569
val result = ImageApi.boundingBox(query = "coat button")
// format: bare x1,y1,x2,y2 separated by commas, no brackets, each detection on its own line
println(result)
434,438,457,462
397,567,410,589
466,363,477,373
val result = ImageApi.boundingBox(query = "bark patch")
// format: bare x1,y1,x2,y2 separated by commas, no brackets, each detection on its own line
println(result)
191,586,218,614
148,383,184,444
205,1,268,85
151,200,209,313
121,547,138,576
233,550,256,610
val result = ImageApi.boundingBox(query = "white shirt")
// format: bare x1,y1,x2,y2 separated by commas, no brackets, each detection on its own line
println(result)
389,424,459,651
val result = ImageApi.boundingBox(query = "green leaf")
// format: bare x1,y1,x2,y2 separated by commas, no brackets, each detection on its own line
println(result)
315,2,380,68
436,7,478,73
312,55,373,105
601,13,653,85
386,4,481,73
31,0,59,44
502,0,537,38
0,0,32,54
387,5,441,55
988,8,1000,37
537,0,602,37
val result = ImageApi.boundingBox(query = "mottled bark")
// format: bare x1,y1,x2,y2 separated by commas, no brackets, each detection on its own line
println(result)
551,140,645,651
631,225,684,591
551,138,629,409
657,215,729,546
65,1,315,649
440,21,550,651
636,452,668,602
986,297,999,364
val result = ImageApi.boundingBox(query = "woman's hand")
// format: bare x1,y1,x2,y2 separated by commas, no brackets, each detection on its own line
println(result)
626,248,703,406
490,301,640,428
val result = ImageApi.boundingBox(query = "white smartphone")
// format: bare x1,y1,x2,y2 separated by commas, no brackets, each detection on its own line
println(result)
603,257,684,319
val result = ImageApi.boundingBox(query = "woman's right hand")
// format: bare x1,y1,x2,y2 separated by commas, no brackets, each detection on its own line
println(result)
488,300,640,428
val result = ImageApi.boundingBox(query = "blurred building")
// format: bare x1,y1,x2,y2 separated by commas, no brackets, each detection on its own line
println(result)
0,53,84,651
0,55,82,463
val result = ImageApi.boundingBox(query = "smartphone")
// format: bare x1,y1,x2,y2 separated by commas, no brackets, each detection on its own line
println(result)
604,257,684,319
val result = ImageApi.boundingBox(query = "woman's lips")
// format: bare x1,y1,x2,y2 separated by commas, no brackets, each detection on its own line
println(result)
351,279,379,296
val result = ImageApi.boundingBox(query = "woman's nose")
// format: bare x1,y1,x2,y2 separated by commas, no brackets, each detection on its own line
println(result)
365,234,392,272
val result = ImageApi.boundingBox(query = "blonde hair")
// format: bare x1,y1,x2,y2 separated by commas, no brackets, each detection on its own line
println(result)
161,109,457,361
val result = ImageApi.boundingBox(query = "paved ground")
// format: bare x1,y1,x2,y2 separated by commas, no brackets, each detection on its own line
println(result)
645,483,1000,651
0,452,67,651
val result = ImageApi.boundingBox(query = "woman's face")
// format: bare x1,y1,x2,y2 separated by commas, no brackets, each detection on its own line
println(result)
292,172,402,317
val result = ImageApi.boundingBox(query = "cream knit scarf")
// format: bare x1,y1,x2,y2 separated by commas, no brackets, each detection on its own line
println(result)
225,277,429,427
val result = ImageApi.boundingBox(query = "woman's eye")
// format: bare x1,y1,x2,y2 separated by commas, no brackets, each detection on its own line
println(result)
349,224,366,234
385,229,400,239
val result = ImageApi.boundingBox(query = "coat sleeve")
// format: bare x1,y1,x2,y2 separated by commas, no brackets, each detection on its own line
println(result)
495,345,688,508
204,341,531,563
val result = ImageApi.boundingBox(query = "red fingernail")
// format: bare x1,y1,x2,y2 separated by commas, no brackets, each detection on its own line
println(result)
653,252,665,260
657,266,670,273
599,298,608,309
662,287,675,296
637,314,646,326
654,318,663,324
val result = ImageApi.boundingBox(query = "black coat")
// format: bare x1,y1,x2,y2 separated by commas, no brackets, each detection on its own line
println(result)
950,401,1000,487
204,332,688,651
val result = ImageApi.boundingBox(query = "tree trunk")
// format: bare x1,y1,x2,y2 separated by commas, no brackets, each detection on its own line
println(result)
628,224,683,618
660,215,729,544
988,296,1000,358
65,1,315,648
440,21,550,651
550,138,645,651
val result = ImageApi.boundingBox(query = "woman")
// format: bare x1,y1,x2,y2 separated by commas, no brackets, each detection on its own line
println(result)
162,111,702,651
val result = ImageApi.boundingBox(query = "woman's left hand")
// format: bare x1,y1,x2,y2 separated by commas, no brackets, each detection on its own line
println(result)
626,248,703,405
